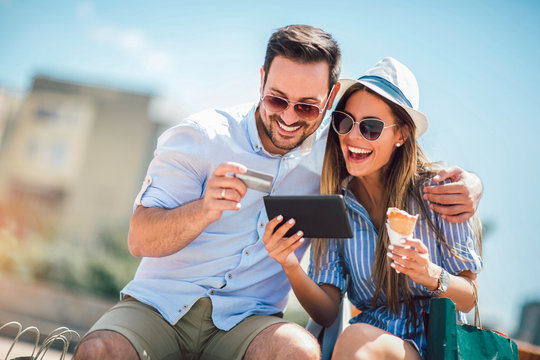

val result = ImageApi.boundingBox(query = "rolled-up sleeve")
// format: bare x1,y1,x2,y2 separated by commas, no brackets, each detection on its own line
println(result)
438,219,483,275
135,120,209,210
423,178,483,275
308,239,347,294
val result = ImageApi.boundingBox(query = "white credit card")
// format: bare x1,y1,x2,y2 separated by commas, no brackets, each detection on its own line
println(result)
234,169,274,193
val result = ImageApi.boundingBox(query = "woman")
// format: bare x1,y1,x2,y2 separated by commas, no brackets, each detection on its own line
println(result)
263,57,482,359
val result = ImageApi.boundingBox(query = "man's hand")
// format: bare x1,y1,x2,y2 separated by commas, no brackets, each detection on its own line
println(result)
201,162,248,223
423,166,483,223
128,162,249,257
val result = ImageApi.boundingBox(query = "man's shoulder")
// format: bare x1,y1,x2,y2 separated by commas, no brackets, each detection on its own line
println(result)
158,102,256,143
187,102,255,127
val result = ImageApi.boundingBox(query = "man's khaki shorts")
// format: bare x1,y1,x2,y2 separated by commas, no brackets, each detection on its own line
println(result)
85,296,288,360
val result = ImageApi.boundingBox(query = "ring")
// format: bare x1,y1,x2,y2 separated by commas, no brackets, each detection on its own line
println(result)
221,189,226,199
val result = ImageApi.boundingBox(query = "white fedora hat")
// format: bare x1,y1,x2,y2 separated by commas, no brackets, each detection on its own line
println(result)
337,57,428,138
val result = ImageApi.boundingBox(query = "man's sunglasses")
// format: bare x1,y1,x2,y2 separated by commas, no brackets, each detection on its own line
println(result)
261,86,334,121
331,111,396,141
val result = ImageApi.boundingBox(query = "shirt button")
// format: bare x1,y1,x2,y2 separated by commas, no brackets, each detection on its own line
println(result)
282,158,286,162
255,145,259,150
260,222,264,228
245,250,249,255
210,290,215,295
227,274,233,279
178,309,182,313
183,304,188,309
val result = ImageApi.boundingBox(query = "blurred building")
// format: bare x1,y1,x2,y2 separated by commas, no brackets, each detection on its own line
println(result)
0,87,24,151
514,301,540,346
0,75,168,244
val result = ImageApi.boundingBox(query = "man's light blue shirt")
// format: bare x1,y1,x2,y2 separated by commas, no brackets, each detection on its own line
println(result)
122,102,330,330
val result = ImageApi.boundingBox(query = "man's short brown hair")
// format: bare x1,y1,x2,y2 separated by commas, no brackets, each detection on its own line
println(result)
263,24,341,92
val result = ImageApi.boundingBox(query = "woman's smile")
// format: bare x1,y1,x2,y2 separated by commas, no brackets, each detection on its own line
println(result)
346,145,373,161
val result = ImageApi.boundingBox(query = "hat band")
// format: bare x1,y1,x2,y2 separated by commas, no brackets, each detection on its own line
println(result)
357,75,413,109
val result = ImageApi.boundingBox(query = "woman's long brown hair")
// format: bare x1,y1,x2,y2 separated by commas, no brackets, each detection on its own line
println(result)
311,83,482,337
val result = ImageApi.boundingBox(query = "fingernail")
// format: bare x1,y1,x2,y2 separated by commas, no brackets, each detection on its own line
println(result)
401,256,407,260
395,269,400,274
288,218,295,224
390,262,396,268
387,252,393,258
297,231,303,237
277,215,283,221
236,203,241,209
299,238,305,243
388,245,394,250
400,239,406,244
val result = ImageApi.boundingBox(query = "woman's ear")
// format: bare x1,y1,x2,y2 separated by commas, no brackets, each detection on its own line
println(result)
398,124,410,145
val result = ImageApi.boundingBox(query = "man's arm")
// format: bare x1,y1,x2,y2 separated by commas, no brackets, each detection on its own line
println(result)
128,162,248,257
423,166,483,223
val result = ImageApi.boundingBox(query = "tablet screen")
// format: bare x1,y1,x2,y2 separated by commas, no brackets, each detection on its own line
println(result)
263,195,353,238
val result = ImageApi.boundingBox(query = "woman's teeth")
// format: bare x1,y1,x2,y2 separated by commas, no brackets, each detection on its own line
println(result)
348,146,372,159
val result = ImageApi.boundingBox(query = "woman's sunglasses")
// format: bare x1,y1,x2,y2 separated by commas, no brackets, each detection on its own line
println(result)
331,111,396,141
260,86,334,121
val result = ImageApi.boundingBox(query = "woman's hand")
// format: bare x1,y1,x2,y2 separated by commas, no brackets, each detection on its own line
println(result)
387,238,441,291
263,215,305,271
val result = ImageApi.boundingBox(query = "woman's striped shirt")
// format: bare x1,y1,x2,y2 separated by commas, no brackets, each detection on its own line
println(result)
308,179,483,357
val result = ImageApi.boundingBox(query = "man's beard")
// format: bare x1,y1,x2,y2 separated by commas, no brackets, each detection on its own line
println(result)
262,114,309,151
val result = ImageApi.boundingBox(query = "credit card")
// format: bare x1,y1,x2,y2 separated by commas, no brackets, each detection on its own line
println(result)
234,169,274,193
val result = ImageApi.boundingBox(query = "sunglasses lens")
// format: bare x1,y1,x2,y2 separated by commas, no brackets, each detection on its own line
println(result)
332,112,354,134
360,119,384,141
294,103,320,120
263,95,289,112
263,95,321,120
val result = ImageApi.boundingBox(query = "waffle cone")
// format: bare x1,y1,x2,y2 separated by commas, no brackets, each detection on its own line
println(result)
386,207,418,235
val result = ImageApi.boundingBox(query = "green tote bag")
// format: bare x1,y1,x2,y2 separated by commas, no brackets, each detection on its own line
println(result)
425,297,519,359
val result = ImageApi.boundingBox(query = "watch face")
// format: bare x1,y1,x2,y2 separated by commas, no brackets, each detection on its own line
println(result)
440,269,450,292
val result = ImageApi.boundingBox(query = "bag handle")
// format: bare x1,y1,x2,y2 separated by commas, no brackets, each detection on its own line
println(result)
466,277,481,328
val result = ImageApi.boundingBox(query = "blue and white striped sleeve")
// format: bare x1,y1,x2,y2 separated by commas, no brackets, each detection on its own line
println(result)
308,239,347,294
420,178,483,275
437,217,483,275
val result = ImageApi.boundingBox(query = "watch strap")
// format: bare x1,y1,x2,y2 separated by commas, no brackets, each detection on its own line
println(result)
426,268,449,296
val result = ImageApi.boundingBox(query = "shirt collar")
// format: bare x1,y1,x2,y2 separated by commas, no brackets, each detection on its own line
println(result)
246,102,264,154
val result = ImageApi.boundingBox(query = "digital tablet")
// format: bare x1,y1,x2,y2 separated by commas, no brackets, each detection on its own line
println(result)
263,195,353,238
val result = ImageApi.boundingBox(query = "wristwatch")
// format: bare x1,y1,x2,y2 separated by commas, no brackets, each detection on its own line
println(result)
426,268,450,296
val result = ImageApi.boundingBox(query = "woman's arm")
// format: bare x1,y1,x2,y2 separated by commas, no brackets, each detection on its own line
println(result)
388,239,477,312
439,270,477,312
263,216,342,327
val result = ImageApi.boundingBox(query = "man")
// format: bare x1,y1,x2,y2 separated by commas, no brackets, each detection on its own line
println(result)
74,25,482,360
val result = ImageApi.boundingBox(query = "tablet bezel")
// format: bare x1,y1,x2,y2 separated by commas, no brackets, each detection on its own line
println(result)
263,195,353,238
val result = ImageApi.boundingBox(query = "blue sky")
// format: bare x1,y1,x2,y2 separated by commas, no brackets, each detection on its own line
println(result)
1,0,539,335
